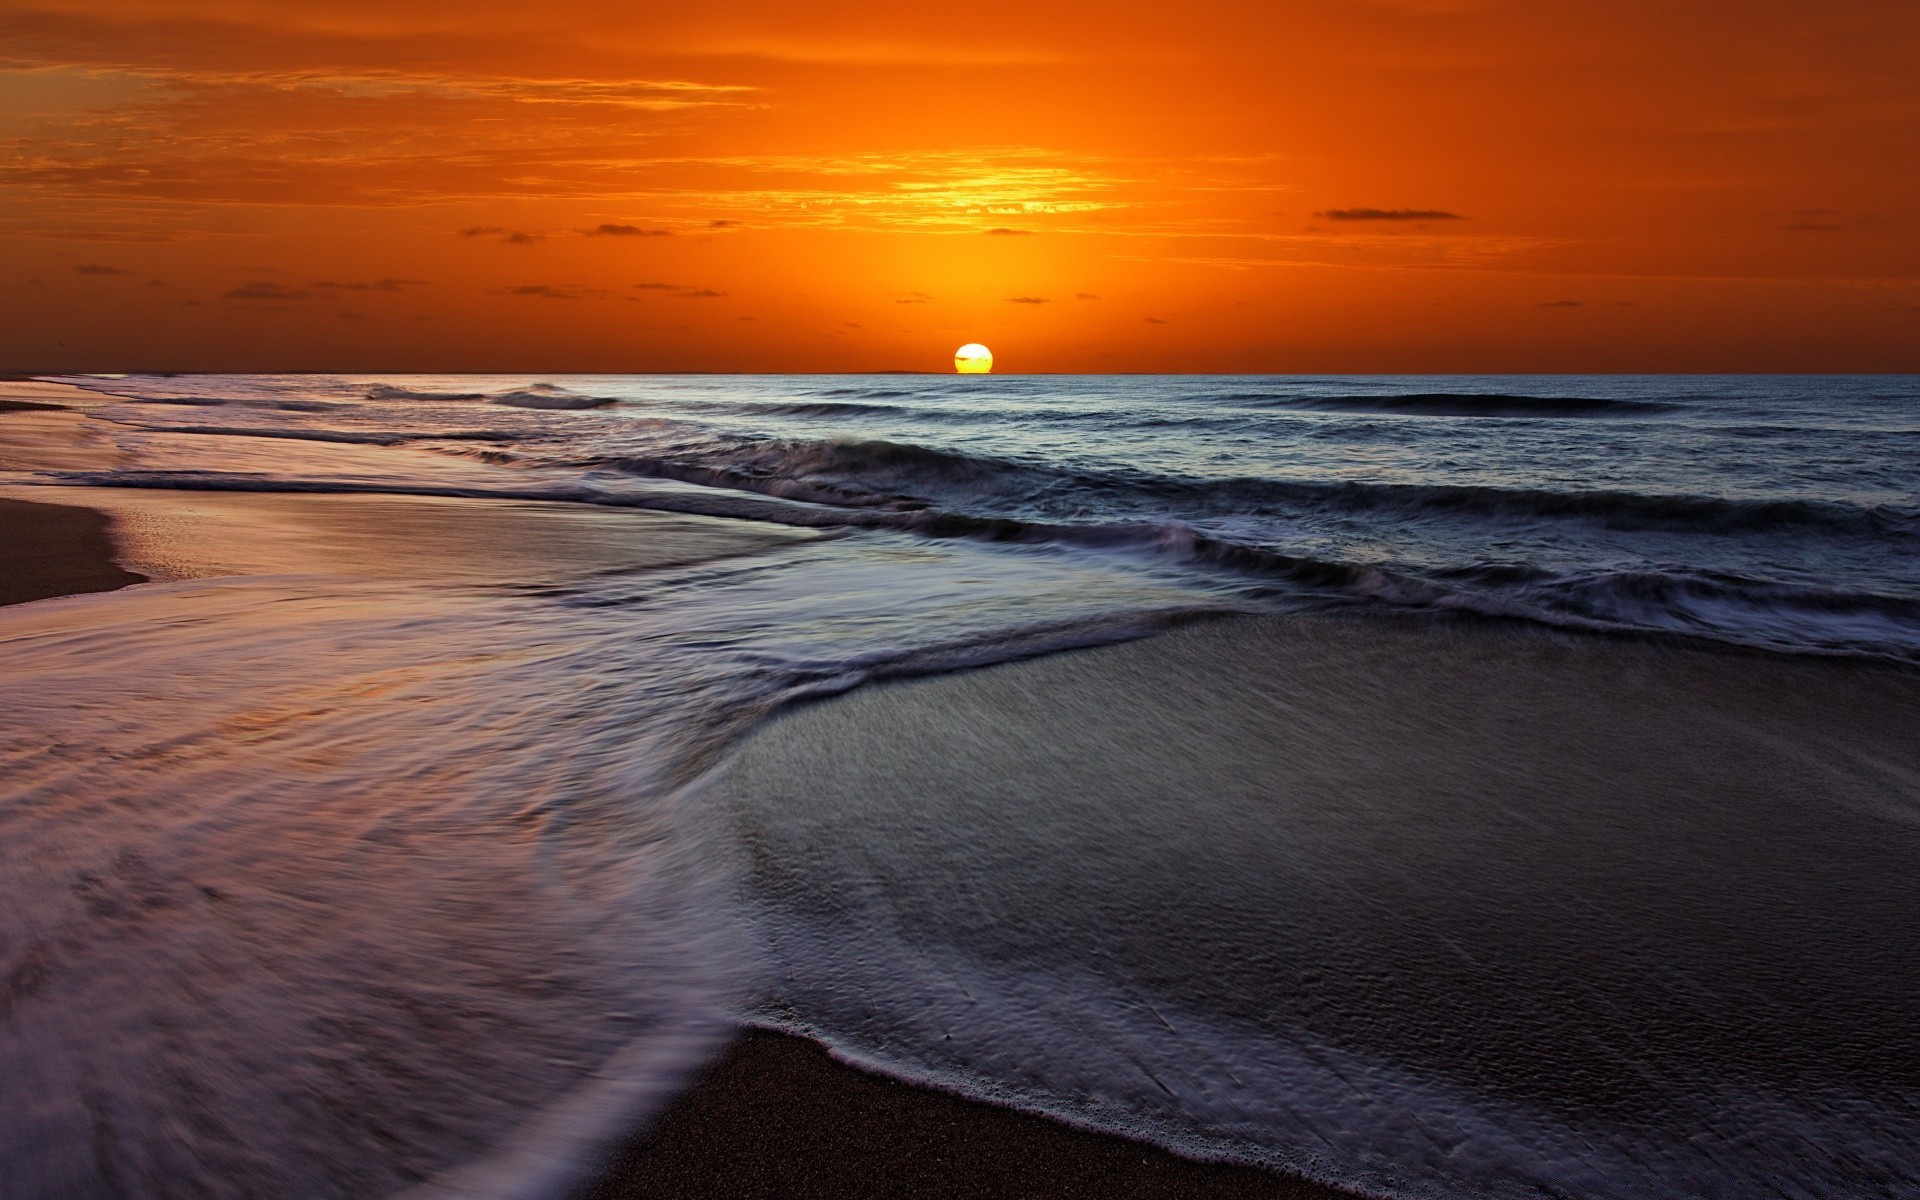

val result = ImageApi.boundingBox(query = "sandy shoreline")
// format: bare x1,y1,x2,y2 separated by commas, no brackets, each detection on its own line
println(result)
1,399,1358,1198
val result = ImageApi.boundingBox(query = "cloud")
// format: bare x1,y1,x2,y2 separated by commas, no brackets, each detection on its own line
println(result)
74,263,131,275
311,278,426,291
1075,292,1100,300
1318,208,1462,221
1144,317,1168,324
1780,222,1841,232
633,282,726,298
225,280,312,301
984,227,1036,236
1537,299,1584,307
460,227,541,244
495,284,582,299
1006,296,1049,304
587,223,671,237
709,220,742,228
893,291,932,304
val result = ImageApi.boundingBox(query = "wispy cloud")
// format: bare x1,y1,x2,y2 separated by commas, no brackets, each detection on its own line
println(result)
225,280,312,301
1007,295,1050,304
633,282,727,298
461,227,541,244
1537,299,1584,307
985,227,1037,236
1075,292,1101,300
494,283,594,299
586,223,672,237
74,263,131,275
1144,316,1168,324
311,278,425,291
893,291,933,304
1319,208,1463,221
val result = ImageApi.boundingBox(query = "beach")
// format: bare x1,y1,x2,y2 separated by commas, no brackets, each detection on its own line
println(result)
3,375,1918,1199
0,394,1353,1199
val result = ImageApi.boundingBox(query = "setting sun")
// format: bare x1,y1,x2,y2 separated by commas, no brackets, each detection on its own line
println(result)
954,344,993,374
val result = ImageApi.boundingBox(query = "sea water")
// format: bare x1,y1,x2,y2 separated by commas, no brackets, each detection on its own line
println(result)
1,374,1916,1198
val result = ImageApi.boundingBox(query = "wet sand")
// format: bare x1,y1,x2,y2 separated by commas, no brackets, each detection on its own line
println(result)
3,484,818,587
0,496,146,606
581,1029,1344,1200
710,609,1920,1195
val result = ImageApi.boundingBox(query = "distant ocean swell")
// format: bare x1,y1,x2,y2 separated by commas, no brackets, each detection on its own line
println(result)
565,435,1919,536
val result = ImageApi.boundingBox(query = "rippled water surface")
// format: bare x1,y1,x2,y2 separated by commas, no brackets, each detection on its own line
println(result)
58,372,1920,658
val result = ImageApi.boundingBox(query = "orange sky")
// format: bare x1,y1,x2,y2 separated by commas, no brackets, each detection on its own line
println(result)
3,0,1917,372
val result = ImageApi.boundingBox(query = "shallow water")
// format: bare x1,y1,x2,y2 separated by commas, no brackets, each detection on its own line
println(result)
2,373,1918,1199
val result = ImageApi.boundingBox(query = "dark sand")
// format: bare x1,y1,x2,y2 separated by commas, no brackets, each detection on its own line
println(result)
0,497,146,606
581,1030,1343,1200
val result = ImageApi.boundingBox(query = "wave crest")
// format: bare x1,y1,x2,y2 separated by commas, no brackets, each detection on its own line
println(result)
1228,392,1678,417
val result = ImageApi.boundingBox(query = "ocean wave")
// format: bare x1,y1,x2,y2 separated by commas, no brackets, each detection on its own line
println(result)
490,384,618,411
573,436,1916,540
1352,564,1920,658
364,383,491,402
1227,392,1679,417
361,382,618,410
1238,477,1918,536
578,438,1038,511
719,401,910,418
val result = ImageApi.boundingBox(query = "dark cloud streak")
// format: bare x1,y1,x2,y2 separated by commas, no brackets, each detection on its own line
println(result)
225,280,312,301
1319,208,1462,221
460,226,541,244
311,278,426,291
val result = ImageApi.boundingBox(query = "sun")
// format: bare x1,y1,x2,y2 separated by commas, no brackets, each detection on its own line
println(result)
954,343,993,374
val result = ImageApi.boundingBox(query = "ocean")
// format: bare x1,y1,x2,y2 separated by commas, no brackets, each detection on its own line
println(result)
1,373,1917,1198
